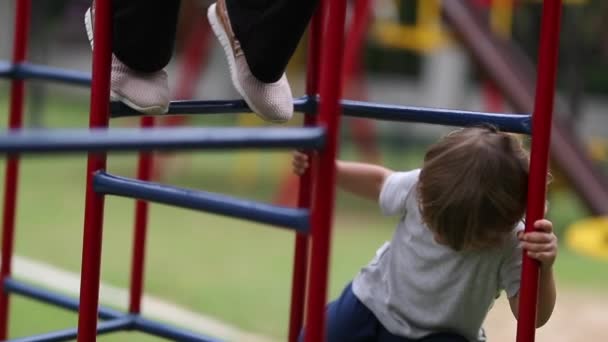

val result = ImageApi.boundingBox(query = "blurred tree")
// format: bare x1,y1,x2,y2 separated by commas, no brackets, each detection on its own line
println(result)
512,0,608,96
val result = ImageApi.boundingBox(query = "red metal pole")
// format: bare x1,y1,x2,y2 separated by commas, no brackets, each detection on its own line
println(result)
342,0,370,87
516,1,562,342
0,0,31,339
77,0,112,340
304,0,347,340
483,80,503,113
342,0,380,164
129,116,155,314
287,5,324,341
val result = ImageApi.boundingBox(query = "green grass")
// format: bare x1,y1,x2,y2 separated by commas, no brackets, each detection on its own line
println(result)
10,296,167,341
0,91,606,341
0,155,397,340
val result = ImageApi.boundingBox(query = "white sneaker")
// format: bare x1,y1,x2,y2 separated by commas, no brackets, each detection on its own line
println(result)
85,7,170,115
207,0,294,123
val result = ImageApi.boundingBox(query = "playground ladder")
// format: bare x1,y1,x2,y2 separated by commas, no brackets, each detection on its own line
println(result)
0,0,562,341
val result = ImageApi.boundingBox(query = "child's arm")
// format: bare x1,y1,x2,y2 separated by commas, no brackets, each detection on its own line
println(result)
508,219,558,328
292,151,392,201
335,160,393,200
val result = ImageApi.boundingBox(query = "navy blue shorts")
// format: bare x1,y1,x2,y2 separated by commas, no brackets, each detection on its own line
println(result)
300,283,469,342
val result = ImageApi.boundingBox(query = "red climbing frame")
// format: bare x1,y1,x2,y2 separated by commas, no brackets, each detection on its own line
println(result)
517,1,562,341
304,0,348,341
0,0,562,341
72,0,349,340
0,0,30,338
287,2,324,341
77,0,113,340
129,116,154,314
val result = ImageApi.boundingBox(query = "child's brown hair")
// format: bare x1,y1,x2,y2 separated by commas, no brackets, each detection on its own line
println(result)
418,126,529,251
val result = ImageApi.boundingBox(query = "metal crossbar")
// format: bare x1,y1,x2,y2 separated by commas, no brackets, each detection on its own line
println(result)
110,96,315,117
3,278,122,320
0,127,326,153
3,278,219,342
94,172,311,232
0,61,91,86
110,96,532,134
8,318,133,342
0,61,12,78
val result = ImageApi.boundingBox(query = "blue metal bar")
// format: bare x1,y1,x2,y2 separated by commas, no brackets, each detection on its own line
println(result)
94,172,311,232
7,317,133,342
0,127,325,154
133,316,221,342
109,95,531,134
13,63,91,86
340,99,532,134
4,278,221,342
0,61,12,78
3,278,123,320
0,61,91,86
110,95,315,117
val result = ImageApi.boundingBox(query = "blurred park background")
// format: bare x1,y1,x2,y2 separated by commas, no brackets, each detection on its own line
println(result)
0,0,607,341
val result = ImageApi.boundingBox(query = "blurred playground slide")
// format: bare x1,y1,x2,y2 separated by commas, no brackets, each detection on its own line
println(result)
442,0,608,261
442,0,608,216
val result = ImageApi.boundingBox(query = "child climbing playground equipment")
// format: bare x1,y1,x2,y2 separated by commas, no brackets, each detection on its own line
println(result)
0,0,562,341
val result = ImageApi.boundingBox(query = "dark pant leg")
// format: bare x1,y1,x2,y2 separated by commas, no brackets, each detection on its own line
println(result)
298,283,379,342
377,327,467,342
297,282,468,342
417,333,469,342
376,321,468,342
111,0,181,72
225,0,319,83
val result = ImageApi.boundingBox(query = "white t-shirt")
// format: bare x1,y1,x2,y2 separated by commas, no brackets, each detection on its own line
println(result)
352,169,523,342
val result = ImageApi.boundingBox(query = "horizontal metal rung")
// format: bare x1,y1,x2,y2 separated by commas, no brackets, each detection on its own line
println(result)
111,96,315,117
109,95,531,134
0,61,11,78
3,278,221,342
0,61,91,87
94,172,310,233
341,99,532,134
3,277,123,320
7,317,133,342
0,127,325,154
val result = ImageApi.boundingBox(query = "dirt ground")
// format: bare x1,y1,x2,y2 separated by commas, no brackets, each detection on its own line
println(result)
484,288,608,341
